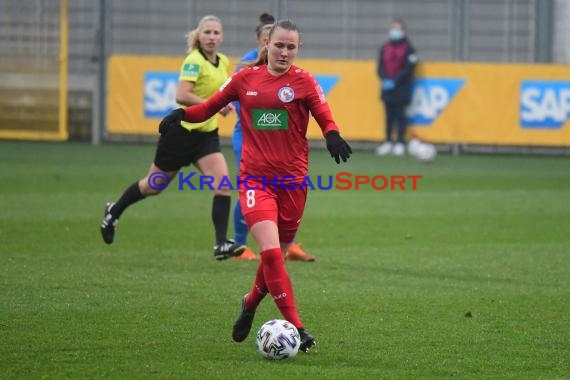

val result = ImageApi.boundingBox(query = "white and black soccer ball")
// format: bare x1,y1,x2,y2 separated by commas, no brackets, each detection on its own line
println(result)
407,138,423,156
415,142,437,163
255,319,301,360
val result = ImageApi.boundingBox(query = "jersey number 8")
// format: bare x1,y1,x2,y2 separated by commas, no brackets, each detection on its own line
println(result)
246,189,256,208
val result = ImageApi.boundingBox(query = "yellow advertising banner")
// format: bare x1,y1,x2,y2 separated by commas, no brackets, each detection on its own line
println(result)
107,55,570,146
409,63,570,146
107,55,238,137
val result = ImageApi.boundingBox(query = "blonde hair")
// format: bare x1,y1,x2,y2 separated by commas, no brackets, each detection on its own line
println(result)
185,15,223,53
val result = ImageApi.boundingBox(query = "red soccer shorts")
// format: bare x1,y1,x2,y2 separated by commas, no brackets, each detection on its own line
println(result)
239,178,307,243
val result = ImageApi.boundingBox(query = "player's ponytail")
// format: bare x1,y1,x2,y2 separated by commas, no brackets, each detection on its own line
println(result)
185,29,198,53
255,12,275,38
249,47,268,67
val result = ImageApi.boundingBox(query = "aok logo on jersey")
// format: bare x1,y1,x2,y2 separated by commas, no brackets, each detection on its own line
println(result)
406,78,465,126
144,72,179,118
520,81,570,129
252,109,288,130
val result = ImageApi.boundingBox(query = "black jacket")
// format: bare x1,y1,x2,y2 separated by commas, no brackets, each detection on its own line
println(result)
377,38,417,104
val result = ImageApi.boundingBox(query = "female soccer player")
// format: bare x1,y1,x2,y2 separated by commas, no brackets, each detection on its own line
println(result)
231,12,316,262
100,15,245,261
159,19,352,352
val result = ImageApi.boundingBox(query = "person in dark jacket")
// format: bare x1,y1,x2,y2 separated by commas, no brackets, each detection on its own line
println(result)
376,19,417,156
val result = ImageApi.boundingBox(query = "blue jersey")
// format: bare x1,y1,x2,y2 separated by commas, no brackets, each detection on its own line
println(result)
232,48,260,165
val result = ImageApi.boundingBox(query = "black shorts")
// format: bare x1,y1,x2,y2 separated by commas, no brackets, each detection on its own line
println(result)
154,124,220,172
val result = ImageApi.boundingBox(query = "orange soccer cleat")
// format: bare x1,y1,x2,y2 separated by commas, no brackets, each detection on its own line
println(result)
232,247,260,261
284,242,316,262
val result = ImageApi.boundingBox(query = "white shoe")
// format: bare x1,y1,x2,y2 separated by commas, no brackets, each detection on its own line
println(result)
375,142,392,156
393,142,405,156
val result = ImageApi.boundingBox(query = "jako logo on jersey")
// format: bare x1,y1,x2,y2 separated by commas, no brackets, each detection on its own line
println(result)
144,72,179,118
520,81,570,129
406,78,465,125
278,87,295,103
246,90,258,96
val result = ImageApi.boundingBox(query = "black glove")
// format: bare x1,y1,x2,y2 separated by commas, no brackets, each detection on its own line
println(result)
158,108,185,135
325,131,352,164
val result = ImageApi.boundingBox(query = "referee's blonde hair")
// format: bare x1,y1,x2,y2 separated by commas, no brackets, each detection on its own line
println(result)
186,15,223,53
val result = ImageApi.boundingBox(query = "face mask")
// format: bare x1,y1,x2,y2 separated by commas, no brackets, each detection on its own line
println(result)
389,29,404,41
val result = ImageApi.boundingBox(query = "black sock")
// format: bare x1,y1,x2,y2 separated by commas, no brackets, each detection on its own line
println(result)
212,194,230,245
111,181,145,219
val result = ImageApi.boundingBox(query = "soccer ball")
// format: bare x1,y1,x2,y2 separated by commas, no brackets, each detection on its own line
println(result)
415,142,437,163
407,138,423,156
255,319,301,360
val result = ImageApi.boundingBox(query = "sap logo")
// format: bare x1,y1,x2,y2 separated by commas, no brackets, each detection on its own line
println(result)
406,78,464,125
144,72,179,118
314,75,339,96
520,81,570,129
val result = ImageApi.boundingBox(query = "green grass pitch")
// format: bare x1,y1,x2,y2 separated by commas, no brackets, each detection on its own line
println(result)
1,141,569,379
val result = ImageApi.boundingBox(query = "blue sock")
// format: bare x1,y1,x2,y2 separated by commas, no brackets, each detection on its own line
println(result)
233,201,248,246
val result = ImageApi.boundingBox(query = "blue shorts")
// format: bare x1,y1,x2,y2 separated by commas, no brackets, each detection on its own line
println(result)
232,123,243,170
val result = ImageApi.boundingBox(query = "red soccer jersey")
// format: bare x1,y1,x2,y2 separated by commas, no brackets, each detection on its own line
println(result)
185,64,339,181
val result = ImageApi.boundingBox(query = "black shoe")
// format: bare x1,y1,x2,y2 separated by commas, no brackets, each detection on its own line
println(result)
298,328,316,352
232,295,255,342
214,240,246,261
100,202,118,244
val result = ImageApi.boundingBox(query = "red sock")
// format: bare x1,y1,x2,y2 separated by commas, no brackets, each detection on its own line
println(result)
245,262,267,311
261,248,303,329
